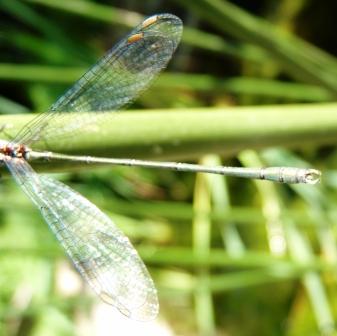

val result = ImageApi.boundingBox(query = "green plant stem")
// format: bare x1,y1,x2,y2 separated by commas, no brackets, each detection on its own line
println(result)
0,104,335,170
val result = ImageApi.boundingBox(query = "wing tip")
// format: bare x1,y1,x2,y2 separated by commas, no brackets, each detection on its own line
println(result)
143,13,183,40
99,289,159,322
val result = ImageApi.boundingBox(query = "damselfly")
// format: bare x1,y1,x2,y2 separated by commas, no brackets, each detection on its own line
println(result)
1,14,321,321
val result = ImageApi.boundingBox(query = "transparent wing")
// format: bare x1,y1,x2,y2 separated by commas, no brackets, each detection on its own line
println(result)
5,158,159,321
13,14,182,149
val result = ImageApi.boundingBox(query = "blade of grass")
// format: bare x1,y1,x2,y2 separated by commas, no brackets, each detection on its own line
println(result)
1,0,90,63
203,154,246,254
0,96,30,114
176,0,337,95
262,149,337,266
0,64,334,101
2,246,337,272
25,0,143,27
2,32,72,64
0,190,319,228
24,0,268,63
239,150,287,256
192,158,215,335
239,150,336,334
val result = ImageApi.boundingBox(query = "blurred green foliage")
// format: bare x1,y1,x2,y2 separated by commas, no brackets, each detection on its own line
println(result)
1,0,337,335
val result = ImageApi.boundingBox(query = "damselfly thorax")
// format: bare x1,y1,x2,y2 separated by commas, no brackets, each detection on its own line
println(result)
0,141,29,159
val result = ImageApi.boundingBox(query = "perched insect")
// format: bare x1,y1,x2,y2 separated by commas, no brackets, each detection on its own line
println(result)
1,12,321,322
